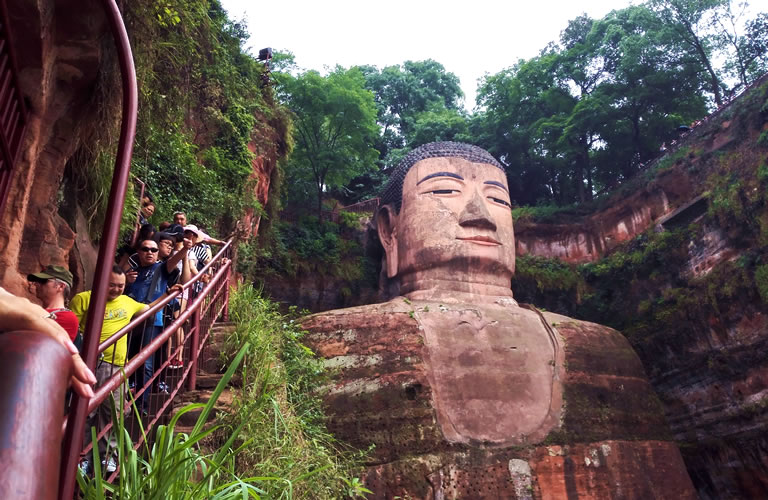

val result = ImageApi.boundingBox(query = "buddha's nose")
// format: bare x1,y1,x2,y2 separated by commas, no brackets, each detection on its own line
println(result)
459,190,496,231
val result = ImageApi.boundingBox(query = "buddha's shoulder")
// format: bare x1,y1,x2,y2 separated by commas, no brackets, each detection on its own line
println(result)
301,299,424,359
301,299,418,335
538,309,632,347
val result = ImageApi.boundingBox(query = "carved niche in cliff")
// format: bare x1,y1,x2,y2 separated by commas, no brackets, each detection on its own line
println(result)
302,142,696,499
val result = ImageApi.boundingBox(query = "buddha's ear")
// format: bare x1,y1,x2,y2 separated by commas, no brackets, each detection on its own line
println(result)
376,204,399,278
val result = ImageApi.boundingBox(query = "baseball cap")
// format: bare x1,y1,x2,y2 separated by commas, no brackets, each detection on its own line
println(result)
165,223,185,242
27,265,73,288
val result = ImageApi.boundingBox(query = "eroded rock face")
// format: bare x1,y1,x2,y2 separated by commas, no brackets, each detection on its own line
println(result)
0,0,106,296
515,169,694,263
303,300,695,499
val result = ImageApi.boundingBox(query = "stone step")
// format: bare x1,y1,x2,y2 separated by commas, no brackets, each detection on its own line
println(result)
172,386,235,429
195,371,224,389
201,321,237,373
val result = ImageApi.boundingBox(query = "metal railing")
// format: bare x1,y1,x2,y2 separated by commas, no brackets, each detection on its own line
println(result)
70,242,233,480
56,1,138,497
0,3,240,498
0,331,71,499
0,0,28,217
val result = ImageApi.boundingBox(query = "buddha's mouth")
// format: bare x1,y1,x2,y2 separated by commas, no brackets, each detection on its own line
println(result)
457,236,501,246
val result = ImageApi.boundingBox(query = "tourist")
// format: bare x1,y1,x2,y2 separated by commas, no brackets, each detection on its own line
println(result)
27,265,80,348
124,237,191,407
71,266,181,473
0,286,95,399
173,211,187,227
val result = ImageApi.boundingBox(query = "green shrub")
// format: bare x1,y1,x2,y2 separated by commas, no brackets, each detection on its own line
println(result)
215,284,370,498
755,264,768,303
758,129,768,147
77,345,260,499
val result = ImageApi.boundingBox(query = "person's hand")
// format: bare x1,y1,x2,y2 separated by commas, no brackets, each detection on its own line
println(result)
0,290,96,398
167,284,184,295
201,273,211,283
182,237,193,250
126,270,138,283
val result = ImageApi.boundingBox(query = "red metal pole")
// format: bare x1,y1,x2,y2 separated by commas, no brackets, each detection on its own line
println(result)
57,1,137,498
222,265,230,322
0,332,71,500
188,308,201,391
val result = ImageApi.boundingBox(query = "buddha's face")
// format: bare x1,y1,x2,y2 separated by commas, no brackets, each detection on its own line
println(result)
380,157,515,288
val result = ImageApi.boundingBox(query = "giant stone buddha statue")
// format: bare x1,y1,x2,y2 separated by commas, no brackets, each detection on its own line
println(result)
302,142,695,499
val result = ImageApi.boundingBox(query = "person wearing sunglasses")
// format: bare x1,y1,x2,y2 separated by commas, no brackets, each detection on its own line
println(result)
124,238,192,410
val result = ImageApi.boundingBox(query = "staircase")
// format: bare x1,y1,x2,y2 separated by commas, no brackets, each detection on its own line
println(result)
172,322,238,434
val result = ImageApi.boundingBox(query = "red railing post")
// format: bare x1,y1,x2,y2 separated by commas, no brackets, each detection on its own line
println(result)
222,266,231,322
57,1,137,498
188,307,201,391
0,331,71,500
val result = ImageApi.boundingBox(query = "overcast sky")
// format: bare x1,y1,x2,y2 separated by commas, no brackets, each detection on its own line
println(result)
219,0,636,109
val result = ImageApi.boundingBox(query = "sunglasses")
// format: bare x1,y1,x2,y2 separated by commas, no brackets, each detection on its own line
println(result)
140,247,159,253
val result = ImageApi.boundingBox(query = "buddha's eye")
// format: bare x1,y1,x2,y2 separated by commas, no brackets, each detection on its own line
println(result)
429,189,460,195
488,196,511,208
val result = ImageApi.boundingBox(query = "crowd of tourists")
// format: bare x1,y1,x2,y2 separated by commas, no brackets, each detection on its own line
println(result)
19,192,226,475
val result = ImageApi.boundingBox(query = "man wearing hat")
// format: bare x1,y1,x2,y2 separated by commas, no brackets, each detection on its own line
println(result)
27,265,80,347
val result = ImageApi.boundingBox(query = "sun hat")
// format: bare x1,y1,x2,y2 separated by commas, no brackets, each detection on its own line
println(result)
183,224,209,242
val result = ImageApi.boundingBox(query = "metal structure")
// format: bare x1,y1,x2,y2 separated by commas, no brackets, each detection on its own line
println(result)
0,0,28,217
0,332,71,498
0,1,235,499
70,243,233,483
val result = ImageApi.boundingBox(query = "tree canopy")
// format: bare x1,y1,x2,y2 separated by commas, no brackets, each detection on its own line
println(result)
272,0,765,212
279,67,379,218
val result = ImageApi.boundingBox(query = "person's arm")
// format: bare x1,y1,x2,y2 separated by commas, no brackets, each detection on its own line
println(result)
147,284,184,309
181,250,193,284
165,237,193,273
0,289,95,398
204,236,226,246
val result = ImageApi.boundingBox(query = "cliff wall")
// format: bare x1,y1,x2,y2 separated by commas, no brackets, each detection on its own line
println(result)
512,76,768,499
0,1,280,299
0,0,105,296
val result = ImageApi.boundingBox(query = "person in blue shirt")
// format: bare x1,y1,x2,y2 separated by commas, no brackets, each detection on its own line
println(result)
124,237,191,409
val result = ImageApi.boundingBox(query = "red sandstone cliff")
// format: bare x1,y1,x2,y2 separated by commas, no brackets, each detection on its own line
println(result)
0,0,107,296
0,0,279,299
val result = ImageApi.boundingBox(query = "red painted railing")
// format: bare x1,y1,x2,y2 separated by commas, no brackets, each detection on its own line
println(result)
0,0,28,217
57,1,138,497
0,3,240,499
0,331,71,499
71,243,233,479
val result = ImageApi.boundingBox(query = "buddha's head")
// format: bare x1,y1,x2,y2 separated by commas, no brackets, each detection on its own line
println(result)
377,142,515,297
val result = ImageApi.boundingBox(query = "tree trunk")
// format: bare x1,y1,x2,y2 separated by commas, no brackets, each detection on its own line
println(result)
317,186,324,223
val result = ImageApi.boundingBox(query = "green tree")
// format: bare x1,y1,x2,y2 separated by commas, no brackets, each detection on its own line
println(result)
712,3,768,90
648,0,726,105
281,67,380,218
359,60,464,166
473,5,709,205
474,54,575,205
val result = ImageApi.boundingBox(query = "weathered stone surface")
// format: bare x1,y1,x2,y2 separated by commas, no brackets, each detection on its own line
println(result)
303,300,694,498
0,1,279,298
0,0,106,296
515,169,694,264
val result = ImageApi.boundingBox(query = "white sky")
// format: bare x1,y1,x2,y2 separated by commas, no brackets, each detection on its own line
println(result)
219,0,635,110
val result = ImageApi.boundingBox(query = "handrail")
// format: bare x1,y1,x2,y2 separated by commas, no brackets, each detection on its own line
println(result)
0,332,71,499
62,242,233,482
97,241,232,354
75,249,232,416
57,1,138,498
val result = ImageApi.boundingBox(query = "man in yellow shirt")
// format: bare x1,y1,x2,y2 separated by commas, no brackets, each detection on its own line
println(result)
70,265,181,473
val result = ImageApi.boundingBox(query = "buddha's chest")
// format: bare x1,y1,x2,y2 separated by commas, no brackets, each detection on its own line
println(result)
414,303,563,445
